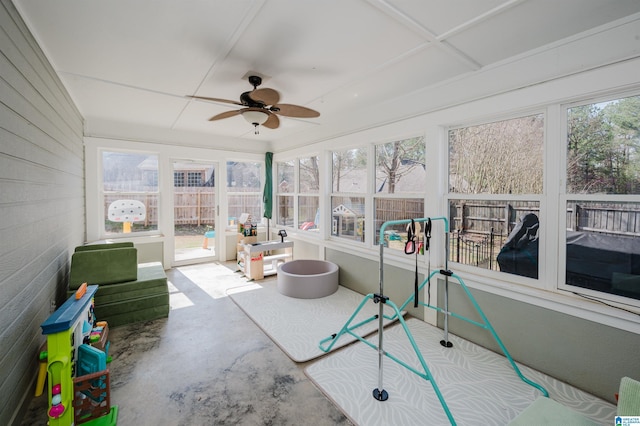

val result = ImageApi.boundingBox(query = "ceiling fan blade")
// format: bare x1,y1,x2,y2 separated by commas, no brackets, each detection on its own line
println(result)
249,88,280,106
209,110,242,121
263,113,280,129
188,95,242,106
273,104,320,118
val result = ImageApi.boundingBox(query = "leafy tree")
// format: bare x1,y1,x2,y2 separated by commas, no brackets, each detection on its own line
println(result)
603,96,640,193
567,95,640,194
567,104,612,192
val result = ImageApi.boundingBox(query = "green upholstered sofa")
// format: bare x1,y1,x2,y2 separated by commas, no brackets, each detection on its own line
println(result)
67,242,169,327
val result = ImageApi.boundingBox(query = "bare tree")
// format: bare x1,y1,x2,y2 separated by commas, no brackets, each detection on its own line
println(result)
299,156,320,192
376,136,425,193
332,148,366,192
449,115,544,194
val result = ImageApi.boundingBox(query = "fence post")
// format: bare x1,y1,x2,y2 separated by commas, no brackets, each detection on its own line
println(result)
504,203,511,235
197,191,201,227
474,243,479,266
489,227,495,270
145,195,149,227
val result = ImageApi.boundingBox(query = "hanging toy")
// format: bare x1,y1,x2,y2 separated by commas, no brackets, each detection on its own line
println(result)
425,218,432,306
404,219,421,308
404,219,416,254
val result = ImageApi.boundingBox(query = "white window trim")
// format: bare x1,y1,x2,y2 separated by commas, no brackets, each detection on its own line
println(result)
442,100,640,323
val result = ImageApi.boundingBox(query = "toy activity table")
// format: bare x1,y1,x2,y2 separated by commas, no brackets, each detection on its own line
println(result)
40,284,118,425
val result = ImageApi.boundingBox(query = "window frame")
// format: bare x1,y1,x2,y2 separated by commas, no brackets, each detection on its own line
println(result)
373,135,427,252
445,111,546,287
100,148,162,239
558,92,640,306
275,154,322,235
330,145,369,244
297,155,320,233
275,159,295,228
226,160,264,229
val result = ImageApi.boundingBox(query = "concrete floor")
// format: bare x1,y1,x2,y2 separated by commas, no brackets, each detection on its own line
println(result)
21,262,352,425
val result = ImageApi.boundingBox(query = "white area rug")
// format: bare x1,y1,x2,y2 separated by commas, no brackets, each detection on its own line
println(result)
305,318,616,426
227,281,402,362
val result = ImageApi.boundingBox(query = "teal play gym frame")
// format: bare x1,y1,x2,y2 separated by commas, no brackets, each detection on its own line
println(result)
319,217,548,425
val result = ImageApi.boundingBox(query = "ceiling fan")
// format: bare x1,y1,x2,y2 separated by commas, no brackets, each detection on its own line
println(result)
189,75,320,134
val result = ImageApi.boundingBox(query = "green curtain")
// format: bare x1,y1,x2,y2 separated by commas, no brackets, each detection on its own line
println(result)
263,152,273,219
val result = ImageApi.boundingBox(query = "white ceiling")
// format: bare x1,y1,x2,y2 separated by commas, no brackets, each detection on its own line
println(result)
12,0,640,152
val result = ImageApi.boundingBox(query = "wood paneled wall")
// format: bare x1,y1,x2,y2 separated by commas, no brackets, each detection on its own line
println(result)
0,1,84,424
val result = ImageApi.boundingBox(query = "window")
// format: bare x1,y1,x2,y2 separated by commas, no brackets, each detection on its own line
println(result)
227,161,262,224
332,148,367,241
276,160,294,227
102,151,159,235
449,199,540,277
173,171,207,187
565,95,640,301
298,156,320,232
331,196,365,241
298,196,320,231
174,172,184,187
448,114,544,279
187,171,203,187
374,136,425,250
275,157,321,232
299,156,320,193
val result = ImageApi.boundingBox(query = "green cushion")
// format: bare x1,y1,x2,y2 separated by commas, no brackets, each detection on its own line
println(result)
94,293,170,326
618,376,640,416
95,304,170,328
508,397,599,426
68,247,138,289
75,242,134,252
92,263,168,305
66,262,169,327
67,265,167,301
95,292,169,316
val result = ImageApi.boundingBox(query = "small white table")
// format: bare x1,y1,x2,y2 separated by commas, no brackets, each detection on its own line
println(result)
239,240,293,280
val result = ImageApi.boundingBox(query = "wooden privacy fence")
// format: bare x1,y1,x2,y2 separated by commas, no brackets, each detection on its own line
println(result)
375,198,425,227
105,190,217,227
105,190,266,228
449,201,539,270
567,203,640,236
173,189,216,226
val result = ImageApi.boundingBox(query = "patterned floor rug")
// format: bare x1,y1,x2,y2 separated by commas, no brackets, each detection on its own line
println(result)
227,281,402,362
305,318,616,425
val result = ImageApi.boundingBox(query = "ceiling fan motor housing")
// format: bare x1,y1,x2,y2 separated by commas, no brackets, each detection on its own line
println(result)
240,91,265,108
248,75,262,88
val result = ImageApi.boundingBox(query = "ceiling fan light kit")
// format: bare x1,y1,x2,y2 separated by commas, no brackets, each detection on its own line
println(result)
189,75,320,134
242,109,269,134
